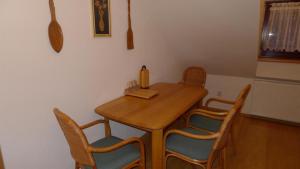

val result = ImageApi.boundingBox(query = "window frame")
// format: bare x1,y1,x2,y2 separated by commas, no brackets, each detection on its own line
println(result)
258,0,300,63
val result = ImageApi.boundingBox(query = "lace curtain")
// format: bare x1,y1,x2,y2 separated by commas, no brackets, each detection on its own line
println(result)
262,2,300,52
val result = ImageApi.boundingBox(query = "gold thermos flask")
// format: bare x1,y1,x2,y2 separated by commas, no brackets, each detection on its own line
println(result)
140,65,149,89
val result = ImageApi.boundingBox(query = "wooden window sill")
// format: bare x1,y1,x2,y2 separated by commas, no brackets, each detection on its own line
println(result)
258,57,300,64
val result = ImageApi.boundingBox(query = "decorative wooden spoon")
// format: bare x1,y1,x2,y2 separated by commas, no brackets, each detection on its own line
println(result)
48,0,63,53
127,0,134,49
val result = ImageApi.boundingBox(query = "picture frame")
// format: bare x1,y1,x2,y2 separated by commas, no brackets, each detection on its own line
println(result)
92,0,111,37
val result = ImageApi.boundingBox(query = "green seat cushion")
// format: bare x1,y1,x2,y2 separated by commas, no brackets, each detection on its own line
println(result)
166,128,215,160
189,114,222,132
84,136,140,169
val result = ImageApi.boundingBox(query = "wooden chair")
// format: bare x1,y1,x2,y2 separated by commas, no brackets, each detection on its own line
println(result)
187,84,251,133
181,66,206,87
163,100,243,169
54,108,145,169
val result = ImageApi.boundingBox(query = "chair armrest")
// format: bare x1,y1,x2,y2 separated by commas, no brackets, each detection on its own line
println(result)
80,119,107,129
192,109,228,116
164,129,220,142
188,109,228,121
205,98,235,107
88,137,145,155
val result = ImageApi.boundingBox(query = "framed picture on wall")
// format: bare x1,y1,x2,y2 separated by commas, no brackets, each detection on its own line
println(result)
92,0,111,37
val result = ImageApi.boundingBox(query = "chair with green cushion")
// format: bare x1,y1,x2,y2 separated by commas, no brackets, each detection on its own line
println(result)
187,84,251,133
54,108,145,169
164,100,243,169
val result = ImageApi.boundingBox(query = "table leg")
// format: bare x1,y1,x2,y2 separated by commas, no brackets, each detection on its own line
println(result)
152,129,163,169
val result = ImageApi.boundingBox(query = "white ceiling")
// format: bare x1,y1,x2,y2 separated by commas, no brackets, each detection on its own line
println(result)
152,0,260,77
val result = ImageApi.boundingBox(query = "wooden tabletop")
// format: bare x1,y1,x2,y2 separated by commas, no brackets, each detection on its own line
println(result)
95,83,207,131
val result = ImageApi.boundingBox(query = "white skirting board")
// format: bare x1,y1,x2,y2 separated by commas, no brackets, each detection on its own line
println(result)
251,78,300,123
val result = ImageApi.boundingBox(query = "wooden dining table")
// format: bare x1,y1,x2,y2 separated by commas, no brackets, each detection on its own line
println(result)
95,82,207,169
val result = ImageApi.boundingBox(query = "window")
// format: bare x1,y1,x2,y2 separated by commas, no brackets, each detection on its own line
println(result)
260,0,300,61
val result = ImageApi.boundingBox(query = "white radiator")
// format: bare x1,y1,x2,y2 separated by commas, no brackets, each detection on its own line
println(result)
251,78,300,123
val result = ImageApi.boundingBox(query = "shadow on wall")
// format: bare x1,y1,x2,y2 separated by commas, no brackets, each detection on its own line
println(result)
0,147,4,169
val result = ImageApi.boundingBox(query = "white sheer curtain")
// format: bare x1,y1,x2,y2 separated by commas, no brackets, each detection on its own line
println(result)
262,2,300,52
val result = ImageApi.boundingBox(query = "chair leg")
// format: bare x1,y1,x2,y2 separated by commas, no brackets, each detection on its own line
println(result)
75,162,80,169
217,152,222,169
192,165,198,169
229,132,236,156
219,149,226,169
197,100,203,108
140,160,146,169
163,155,167,169
164,153,170,169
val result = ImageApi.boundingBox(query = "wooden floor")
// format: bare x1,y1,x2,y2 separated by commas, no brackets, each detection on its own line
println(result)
141,115,300,169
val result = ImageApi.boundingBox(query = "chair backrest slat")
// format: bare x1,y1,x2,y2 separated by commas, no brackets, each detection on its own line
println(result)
208,84,251,168
54,108,95,166
236,84,251,106
182,66,206,87
206,100,242,169
213,84,251,150
212,100,242,151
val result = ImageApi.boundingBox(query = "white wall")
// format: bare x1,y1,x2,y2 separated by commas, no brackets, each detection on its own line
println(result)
257,61,300,81
0,0,182,169
152,0,260,77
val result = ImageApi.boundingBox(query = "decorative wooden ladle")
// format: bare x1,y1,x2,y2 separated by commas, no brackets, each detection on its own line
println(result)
127,0,134,49
48,0,63,53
